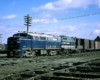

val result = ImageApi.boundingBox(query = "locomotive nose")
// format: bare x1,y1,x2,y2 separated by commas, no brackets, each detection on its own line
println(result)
7,37,21,57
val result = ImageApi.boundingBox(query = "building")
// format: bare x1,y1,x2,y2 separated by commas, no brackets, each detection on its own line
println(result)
95,36,100,41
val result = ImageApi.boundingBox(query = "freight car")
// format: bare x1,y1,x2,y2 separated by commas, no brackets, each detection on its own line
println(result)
7,31,61,57
75,38,95,52
94,36,100,51
94,41,100,51
0,44,7,53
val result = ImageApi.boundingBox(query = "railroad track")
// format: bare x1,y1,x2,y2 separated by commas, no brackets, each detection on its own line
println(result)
1,51,100,80
1,58,100,80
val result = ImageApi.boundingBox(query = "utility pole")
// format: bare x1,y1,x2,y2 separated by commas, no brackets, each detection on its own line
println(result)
24,14,32,33
0,34,2,44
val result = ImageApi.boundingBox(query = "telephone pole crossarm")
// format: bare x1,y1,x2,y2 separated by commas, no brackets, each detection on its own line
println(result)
24,14,32,33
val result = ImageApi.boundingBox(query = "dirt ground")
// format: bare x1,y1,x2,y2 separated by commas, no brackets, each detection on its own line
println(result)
0,51,100,79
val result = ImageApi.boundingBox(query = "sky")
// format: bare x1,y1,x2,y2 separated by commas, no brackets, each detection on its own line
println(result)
0,0,100,43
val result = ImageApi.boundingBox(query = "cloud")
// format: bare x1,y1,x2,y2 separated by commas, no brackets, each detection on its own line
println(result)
42,2,54,10
93,29,100,34
61,26,76,32
2,14,17,20
32,0,99,11
66,26,76,31
32,18,58,23
40,25,76,36
0,25,18,34
0,25,19,43
0,22,27,43
38,12,52,19
51,19,58,23
96,0,100,7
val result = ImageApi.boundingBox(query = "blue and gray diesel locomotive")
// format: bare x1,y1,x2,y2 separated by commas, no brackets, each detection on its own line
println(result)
7,31,61,57
7,31,100,57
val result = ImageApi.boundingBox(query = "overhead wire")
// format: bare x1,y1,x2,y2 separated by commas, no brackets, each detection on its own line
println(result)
29,4,100,23
32,11,100,23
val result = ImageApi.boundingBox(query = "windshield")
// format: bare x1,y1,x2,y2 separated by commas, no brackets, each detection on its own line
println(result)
20,34,27,37
13,33,33,39
13,33,27,37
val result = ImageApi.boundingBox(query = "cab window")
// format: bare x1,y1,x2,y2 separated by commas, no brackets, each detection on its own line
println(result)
40,37,45,40
34,36,39,40
20,34,27,37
